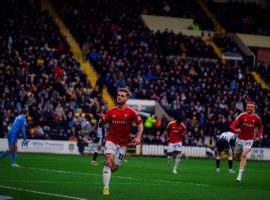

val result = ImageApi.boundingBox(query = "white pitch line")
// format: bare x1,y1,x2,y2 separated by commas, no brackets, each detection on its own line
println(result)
21,166,208,187
151,179,208,187
0,180,88,184
0,185,88,200
0,179,202,187
21,167,101,177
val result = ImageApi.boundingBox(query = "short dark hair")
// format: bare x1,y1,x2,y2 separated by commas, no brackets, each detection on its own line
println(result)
118,87,131,97
176,116,183,124
247,100,255,105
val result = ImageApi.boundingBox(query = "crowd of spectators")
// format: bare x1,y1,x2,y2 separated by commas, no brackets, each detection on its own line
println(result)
56,0,270,147
255,62,270,86
208,0,270,35
1,0,269,149
214,36,243,54
0,0,106,143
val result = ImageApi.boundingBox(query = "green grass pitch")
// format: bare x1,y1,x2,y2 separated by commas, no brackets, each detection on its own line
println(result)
0,153,270,200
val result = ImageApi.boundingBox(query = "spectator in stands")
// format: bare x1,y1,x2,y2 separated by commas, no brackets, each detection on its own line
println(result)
144,115,157,128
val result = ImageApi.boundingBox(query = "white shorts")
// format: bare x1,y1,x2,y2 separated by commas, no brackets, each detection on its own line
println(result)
104,141,127,166
235,138,254,154
168,142,182,153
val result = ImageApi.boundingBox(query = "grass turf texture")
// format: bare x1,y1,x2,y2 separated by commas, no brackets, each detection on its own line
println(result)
0,153,270,200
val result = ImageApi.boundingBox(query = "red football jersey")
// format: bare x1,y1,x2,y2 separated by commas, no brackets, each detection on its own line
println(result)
104,106,143,146
167,121,186,143
230,112,263,140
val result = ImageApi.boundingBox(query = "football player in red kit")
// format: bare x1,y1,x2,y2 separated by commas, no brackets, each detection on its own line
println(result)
98,88,143,195
166,116,186,174
230,101,263,182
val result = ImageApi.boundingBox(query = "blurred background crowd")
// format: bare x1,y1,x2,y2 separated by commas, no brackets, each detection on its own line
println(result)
1,0,270,149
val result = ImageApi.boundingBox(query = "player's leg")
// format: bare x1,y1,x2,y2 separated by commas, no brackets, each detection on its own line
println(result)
167,153,173,165
173,150,181,174
0,150,10,161
215,140,222,172
236,147,251,182
172,142,182,174
103,153,113,195
11,145,20,167
102,141,116,195
167,153,173,166
91,144,101,166
9,138,20,167
167,143,173,166
112,146,127,173
216,151,221,172
235,138,242,161
227,149,235,173
0,136,14,163
235,139,244,181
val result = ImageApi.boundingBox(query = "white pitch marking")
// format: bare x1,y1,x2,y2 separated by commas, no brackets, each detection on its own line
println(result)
0,179,206,187
0,185,88,200
20,166,209,187
0,180,88,184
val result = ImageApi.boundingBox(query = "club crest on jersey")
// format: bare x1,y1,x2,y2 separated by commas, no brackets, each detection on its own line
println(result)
124,114,128,119
112,114,116,118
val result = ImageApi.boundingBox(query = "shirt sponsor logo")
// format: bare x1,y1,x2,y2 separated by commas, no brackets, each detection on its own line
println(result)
112,120,128,124
243,122,255,127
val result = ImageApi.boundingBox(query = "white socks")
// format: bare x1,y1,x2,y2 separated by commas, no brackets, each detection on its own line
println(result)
173,154,181,171
237,168,244,182
103,165,111,188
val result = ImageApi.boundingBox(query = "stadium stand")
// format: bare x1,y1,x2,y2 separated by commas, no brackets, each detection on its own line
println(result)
0,0,106,142
53,0,270,147
0,0,269,148
207,0,270,35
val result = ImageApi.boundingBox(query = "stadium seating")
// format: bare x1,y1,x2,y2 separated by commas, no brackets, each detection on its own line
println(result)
207,0,270,35
54,0,269,147
0,0,269,147
0,0,105,141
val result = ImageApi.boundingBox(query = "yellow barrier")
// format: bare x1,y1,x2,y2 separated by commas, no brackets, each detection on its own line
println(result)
197,0,225,36
250,71,270,94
